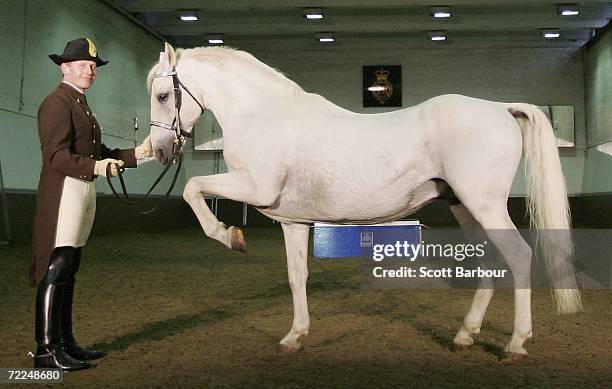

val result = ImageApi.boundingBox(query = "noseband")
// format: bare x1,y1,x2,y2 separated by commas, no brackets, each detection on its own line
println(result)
106,67,205,213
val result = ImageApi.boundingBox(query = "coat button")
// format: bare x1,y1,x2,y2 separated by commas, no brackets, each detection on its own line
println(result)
76,98,80,103
90,154,94,158
86,110,90,115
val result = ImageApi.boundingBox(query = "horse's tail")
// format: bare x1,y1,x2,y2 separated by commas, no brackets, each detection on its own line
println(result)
506,103,582,314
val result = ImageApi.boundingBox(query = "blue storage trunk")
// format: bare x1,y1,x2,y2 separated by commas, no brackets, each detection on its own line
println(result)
312,221,421,259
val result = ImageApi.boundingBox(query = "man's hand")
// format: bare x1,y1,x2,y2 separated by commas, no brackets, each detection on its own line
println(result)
94,158,124,177
135,135,153,160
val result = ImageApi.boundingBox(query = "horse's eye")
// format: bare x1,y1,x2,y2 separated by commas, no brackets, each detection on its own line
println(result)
158,93,168,103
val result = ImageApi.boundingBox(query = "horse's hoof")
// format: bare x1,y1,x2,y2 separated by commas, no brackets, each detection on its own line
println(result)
230,227,247,253
450,343,472,352
500,351,527,363
277,343,301,353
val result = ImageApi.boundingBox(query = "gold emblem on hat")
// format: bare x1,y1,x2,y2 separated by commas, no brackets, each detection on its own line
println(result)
86,38,97,57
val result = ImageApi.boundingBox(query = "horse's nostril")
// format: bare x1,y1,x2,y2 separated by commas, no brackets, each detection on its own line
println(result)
155,149,171,165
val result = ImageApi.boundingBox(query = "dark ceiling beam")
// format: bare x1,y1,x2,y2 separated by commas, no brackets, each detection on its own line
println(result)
170,33,590,51
114,0,612,13
151,8,609,24
172,29,593,41
153,17,610,36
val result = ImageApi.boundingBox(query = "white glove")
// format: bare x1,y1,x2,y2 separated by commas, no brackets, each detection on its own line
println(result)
135,135,153,160
94,158,124,177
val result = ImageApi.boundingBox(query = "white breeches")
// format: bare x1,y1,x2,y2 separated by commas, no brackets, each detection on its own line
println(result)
54,176,96,248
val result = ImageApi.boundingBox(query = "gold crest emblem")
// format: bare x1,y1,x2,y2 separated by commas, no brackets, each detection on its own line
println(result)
86,38,97,57
371,68,393,105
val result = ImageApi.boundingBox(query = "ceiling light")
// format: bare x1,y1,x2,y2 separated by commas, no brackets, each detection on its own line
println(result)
206,34,224,45
179,10,198,22
430,6,451,18
427,31,447,41
303,8,323,20
557,4,579,16
542,29,560,39
316,32,334,42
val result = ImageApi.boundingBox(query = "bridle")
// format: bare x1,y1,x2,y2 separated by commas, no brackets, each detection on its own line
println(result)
106,67,205,213
150,68,205,144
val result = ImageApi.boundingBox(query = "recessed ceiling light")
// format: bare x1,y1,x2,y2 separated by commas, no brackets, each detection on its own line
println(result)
427,31,447,41
557,4,579,16
430,6,451,18
316,32,334,42
542,29,560,39
206,34,224,45
179,10,198,22
303,8,323,20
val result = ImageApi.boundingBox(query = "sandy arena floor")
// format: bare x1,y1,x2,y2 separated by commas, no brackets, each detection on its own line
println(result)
1,227,610,388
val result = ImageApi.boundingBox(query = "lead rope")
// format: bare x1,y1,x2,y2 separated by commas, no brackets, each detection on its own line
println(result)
105,151,183,215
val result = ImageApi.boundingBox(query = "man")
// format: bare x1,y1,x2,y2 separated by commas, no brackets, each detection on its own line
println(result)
30,37,152,371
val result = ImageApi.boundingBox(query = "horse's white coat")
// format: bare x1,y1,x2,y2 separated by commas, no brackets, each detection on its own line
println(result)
148,44,581,356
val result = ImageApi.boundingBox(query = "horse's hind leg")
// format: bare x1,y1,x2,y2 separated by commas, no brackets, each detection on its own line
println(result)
278,223,310,353
486,225,532,360
458,201,533,360
450,203,495,350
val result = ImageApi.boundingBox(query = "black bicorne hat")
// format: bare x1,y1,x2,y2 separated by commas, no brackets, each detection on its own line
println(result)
49,37,109,67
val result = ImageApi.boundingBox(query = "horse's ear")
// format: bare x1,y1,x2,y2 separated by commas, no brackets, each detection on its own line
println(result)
164,42,177,67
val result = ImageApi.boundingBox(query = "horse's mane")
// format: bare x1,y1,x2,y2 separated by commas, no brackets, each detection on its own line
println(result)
147,46,304,94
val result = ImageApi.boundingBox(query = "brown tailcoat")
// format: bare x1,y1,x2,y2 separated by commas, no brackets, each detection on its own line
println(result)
29,83,137,287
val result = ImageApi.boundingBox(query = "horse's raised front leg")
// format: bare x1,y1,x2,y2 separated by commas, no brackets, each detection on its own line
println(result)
183,172,279,251
278,223,310,353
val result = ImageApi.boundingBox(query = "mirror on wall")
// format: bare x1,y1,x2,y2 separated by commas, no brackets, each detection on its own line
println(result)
537,105,575,148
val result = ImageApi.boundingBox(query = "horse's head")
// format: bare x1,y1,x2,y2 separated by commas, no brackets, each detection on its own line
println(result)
149,43,203,165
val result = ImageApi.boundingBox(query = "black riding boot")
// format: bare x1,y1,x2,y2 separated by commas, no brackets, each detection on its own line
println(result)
34,247,90,371
61,248,106,360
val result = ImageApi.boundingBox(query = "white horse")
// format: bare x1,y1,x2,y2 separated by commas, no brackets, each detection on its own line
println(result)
147,43,581,361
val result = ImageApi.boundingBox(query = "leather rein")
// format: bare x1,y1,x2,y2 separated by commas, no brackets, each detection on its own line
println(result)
106,68,205,214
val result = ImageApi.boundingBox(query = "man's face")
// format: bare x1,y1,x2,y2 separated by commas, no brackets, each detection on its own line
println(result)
61,60,97,90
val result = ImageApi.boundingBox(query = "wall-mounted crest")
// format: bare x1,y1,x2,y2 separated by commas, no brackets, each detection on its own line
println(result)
363,65,402,107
